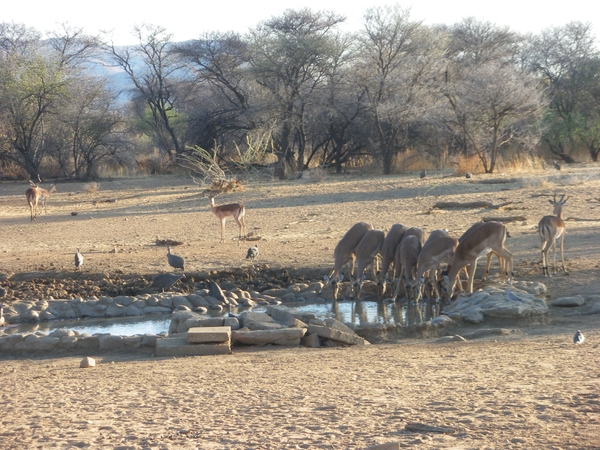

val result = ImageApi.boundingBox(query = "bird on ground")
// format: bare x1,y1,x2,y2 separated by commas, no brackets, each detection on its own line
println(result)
246,244,259,262
553,161,561,170
167,246,185,271
420,169,427,179
465,172,472,179
74,248,84,271
573,330,585,344
0,286,6,298
0,302,5,326
151,273,185,292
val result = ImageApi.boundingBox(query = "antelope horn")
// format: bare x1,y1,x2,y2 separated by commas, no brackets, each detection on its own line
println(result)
559,193,566,203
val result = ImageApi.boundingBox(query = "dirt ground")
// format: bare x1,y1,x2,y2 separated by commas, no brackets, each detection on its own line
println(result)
1,165,600,449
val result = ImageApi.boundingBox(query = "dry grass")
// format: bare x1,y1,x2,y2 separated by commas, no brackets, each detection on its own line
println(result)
82,182,100,194
498,153,546,172
454,154,485,175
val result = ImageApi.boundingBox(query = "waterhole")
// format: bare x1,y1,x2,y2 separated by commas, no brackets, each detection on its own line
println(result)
8,298,445,336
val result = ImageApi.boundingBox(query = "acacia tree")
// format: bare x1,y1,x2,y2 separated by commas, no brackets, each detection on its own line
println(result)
47,76,128,180
248,8,345,178
356,5,443,174
442,18,543,172
108,24,186,159
172,31,254,152
525,22,600,162
0,23,67,177
449,62,544,172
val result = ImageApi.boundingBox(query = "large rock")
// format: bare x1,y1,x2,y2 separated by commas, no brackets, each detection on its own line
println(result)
233,328,307,346
98,335,124,350
77,302,108,318
550,295,585,307
308,319,370,346
169,310,224,334
267,305,303,324
443,286,548,323
237,311,276,328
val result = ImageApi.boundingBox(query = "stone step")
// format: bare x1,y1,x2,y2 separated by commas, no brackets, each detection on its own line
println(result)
186,326,231,344
156,335,231,357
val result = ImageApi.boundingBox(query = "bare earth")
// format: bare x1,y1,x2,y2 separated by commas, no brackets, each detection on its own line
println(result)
1,165,600,449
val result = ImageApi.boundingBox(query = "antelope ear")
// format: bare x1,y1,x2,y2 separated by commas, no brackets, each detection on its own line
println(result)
548,199,554,204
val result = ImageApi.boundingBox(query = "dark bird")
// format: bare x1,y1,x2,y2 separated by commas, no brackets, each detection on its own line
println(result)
167,246,185,271
151,273,185,292
420,169,427,179
246,244,259,262
573,330,585,344
0,286,6,298
74,248,84,271
553,161,561,170
465,172,472,179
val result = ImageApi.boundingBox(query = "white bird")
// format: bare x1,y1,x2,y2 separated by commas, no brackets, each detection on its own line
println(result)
505,289,522,302
246,244,259,262
74,248,84,271
573,330,585,344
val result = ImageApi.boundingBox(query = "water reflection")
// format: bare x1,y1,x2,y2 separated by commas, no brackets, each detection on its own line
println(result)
7,297,447,336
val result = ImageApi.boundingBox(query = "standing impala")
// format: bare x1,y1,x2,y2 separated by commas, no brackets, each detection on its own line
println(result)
539,193,569,277
206,193,246,243
25,178,42,221
443,221,513,297
38,183,57,214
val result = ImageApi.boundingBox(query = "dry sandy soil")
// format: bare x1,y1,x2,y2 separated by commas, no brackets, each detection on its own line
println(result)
1,165,600,449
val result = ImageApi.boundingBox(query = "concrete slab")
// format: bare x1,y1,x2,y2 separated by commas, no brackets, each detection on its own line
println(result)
187,326,231,343
156,336,231,357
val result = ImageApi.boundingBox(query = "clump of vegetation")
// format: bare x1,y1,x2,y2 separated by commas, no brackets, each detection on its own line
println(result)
83,182,100,193
454,154,485,175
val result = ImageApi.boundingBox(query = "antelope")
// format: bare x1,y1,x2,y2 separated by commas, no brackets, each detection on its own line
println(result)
25,177,43,221
443,221,513,297
404,226,425,245
377,224,408,298
458,222,505,281
539,193,569,277
38,184,57,214
326,222,373,300
423,228,449,247
352,229,385,299
206,194,246,243
394,234,422,302
415,235,459,301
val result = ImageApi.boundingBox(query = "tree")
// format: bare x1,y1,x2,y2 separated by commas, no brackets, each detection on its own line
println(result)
447,62,543,172
524,22,599,162
48,76,128,180
107,24,186,159
0,23,66,176
248,8,345,178
356,5,443,174
172,32,255,153
442,18,543,172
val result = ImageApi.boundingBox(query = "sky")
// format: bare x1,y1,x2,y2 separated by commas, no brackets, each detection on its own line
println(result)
4,0,598,45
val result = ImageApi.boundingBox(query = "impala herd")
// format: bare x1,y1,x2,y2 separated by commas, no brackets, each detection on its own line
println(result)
327,193,570,302
23,175,569,298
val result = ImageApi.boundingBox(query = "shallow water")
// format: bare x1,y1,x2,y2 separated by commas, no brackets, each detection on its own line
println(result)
8,298,445,336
